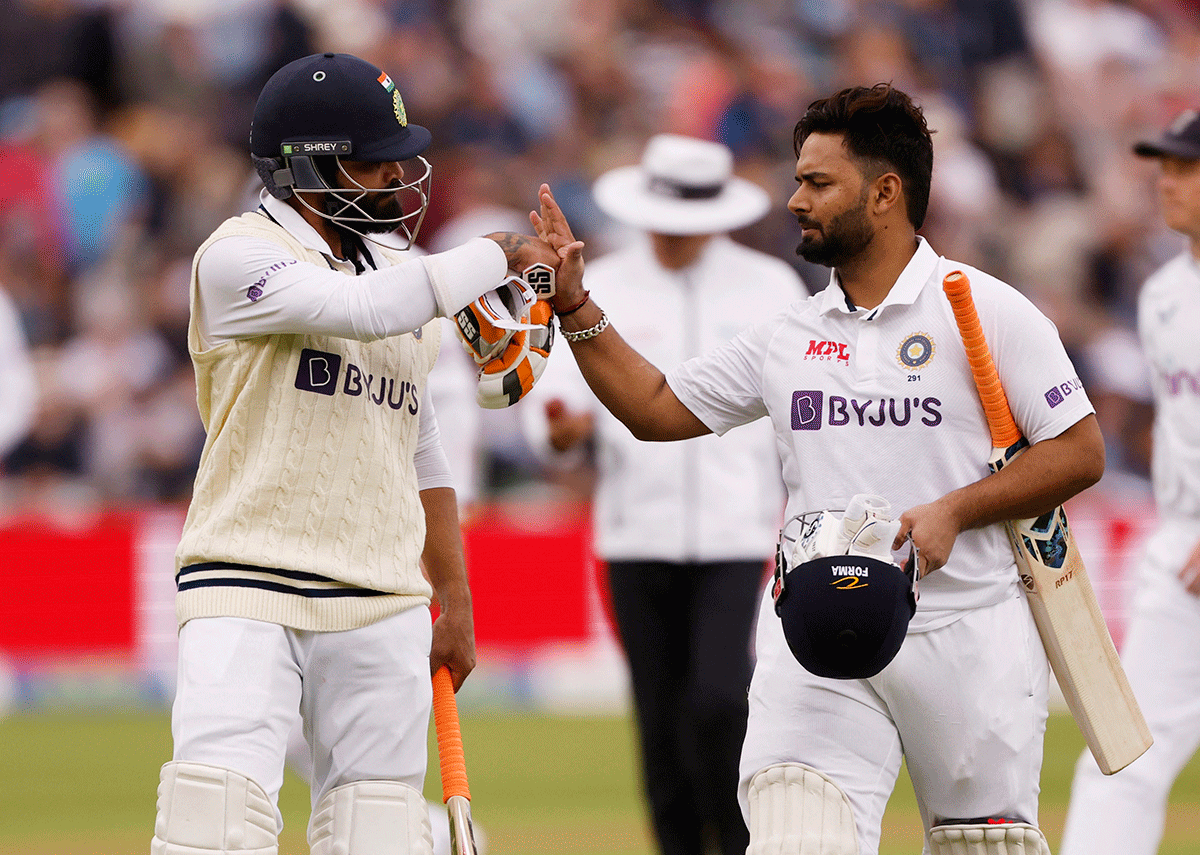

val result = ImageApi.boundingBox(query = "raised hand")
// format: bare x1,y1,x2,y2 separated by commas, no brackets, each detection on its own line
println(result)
484,231,560,280
530,184,586,313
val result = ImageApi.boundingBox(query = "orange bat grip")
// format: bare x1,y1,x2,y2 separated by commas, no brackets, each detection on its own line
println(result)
942,271,1023,449
432,666,471,802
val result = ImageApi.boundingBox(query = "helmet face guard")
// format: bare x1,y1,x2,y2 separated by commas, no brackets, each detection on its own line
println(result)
250,53,435,249
258,145,432,249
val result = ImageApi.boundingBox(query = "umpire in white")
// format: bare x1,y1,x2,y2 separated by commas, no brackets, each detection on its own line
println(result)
152,53,560,855
523,134,806,855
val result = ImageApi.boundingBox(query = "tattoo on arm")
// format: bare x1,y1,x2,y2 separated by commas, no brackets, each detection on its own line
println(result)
488,232,528,258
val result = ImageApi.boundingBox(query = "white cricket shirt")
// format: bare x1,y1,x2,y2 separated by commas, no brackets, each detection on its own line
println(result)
1138,249,1200,520
668,238,1095,630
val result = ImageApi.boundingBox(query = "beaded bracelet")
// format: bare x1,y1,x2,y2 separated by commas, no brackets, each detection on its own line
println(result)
560,310,610,343
554,290,591,316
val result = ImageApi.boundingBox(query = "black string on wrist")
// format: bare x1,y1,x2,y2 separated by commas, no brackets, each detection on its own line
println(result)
554,290,591,316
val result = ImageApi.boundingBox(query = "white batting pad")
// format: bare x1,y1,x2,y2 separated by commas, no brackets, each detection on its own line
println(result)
151,761,278,854
747,763,858,855
309,780,434,855
929,822,1051,855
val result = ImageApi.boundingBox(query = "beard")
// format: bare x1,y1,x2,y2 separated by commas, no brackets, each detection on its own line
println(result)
324,184,404,234
795,193,874,268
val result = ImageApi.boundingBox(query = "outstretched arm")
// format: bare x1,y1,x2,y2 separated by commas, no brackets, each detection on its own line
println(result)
531,184,710,442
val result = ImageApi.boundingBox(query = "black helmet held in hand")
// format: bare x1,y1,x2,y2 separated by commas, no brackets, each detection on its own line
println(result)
772,507,918,679
250,53,433,247
773,553,917,679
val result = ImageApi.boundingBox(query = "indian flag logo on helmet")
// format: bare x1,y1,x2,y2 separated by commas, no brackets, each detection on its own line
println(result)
377,71,407,127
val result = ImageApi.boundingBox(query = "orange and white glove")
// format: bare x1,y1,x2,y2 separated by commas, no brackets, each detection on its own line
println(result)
453,268,555,409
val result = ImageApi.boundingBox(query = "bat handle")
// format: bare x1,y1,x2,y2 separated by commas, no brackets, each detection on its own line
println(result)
432,666,471,802
942,270,1023,449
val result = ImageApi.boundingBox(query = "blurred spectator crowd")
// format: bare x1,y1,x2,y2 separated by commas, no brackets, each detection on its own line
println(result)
1,0,1198,516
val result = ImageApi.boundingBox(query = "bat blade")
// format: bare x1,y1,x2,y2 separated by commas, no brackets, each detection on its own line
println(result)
432,667,480,854
946,270,1152,775
990,442,1153,773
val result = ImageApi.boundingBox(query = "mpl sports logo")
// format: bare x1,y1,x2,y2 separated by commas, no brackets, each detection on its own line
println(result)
805,339,850,362
791,390,943,431
295,348,421,413
1044,377,1083,409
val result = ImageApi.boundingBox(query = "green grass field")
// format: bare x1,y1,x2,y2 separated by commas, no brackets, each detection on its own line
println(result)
2,709,1198,854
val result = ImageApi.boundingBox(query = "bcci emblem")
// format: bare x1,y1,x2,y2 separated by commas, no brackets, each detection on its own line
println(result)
897,332,935,370
377,71,408,127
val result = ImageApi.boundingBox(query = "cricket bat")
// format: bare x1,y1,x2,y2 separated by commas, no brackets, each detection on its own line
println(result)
942,270,1152,775
432,666,480,855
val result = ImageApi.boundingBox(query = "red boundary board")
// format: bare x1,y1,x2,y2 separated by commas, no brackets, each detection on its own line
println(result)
0,505,595,656
461,508,593,648
0,513,137,656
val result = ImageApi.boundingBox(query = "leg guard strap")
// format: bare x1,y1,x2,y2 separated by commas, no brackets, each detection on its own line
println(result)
929,820,1052,855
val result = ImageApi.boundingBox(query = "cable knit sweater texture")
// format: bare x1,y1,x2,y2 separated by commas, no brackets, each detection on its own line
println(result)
175,212,440,631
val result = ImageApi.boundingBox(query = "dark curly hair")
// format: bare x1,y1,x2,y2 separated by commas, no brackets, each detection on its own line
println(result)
794,84,934,230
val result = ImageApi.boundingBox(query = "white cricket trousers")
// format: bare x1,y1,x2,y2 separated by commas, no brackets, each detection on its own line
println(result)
1060,520,1200,855
169,608,433,837
740,587,1049,855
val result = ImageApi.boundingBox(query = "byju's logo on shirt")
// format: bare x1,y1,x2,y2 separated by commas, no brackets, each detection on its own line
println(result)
792,391,823,430
295,348,421,413
1043,377,1083,408
791,390,943,430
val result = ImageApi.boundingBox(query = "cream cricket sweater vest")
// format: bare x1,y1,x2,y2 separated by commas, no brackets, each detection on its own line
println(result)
174,212,442,631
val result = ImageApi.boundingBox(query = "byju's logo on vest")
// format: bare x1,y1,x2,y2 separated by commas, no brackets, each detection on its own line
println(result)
296,348,342,395
295,348,421,413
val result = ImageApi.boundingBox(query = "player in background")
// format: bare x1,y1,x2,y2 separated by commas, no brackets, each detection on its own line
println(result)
531,84,1104,853
1060,109,1200,855
521,133,806,855
0,280,36,713
0,281,36,468
152,52,561,855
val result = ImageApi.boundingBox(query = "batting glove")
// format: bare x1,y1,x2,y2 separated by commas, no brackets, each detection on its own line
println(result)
454,270,555,409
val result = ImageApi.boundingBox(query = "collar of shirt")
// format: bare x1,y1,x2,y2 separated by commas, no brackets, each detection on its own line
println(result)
816,236,938,318
259,189,339,258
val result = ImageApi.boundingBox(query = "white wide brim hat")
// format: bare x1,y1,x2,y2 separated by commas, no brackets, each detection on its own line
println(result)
593,134,772,236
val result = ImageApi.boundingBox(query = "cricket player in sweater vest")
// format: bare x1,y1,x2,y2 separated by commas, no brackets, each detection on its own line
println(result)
151,53,561,855
532,84,1105,854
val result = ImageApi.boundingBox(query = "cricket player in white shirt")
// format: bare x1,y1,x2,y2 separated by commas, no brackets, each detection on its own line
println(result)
532,84,1105,854
1061,109,1200,855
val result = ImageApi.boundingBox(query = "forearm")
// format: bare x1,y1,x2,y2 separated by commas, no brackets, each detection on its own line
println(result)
949,415,1106,530
557,299,708,442
421,487,471,610
422,485,475,686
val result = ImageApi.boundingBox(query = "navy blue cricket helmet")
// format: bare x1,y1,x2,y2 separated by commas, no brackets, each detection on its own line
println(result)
250,53,432,246
773,552,917,680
